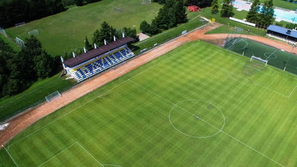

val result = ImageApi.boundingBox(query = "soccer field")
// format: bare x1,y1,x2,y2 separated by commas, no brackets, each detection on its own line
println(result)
1,41,297,167
5,0,161,56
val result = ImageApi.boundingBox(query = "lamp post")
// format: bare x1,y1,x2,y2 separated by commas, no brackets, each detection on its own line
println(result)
284,29,292,71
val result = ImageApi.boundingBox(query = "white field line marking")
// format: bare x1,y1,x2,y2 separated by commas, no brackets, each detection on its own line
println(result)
168,99,226,139
129,79,285,167
202,51,221,63
265,49,278,60
287,84,297,98
9,80,129,148
4,147,18,167
9,43,198,149
130,43,198,80
38,142,78,167
233,57,276,77
102,164,123,167
76,142,104,167
203,55,295,98
226,38,244,50
220,131,285,167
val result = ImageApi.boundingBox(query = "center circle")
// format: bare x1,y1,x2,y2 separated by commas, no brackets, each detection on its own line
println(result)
169,99,225,138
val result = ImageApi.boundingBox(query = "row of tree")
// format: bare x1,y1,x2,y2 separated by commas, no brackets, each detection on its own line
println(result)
63,21,137,60
154,0,213,7
140,0,187,35
0,37,60,98
211,0,234,17
184,0,213,8
210,0,274,27
0,0,65,28
76,0,101,6
246,0,274,27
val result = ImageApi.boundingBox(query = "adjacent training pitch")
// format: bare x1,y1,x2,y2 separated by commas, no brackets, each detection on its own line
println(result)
1,41,297,166
5,0,161,56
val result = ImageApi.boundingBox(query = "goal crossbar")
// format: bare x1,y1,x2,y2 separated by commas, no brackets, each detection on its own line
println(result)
250,55,268,66
45,91,62,102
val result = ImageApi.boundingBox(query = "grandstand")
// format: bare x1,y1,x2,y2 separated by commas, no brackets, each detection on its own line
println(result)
62,37,134,82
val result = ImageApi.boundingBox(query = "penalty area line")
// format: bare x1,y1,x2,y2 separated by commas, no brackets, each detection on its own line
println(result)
9,80,130,149
38,142,78,167
76,142,104,167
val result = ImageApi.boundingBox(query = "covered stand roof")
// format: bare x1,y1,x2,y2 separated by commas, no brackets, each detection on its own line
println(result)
64,37,134,67
267,25,297,39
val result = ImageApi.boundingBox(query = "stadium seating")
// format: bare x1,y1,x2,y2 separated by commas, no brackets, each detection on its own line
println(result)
72,47,133,81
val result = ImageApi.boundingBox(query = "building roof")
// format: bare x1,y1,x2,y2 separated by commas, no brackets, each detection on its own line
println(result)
267,25,297,39
64,37,134,67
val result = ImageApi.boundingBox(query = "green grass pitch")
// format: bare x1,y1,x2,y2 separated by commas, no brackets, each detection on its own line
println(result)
5,0,162,56
1,41,297,167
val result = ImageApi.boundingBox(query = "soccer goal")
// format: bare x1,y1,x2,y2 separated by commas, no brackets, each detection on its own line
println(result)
250,55,268,67
28,29,39,36
45,91,62,102
0,27,7,37
15,22,26,28
142,0,151,4
15,37,25,47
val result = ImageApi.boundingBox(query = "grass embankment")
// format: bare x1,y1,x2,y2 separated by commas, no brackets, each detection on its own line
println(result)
0,74,74,121
133,13,204,54
202,8,266,36
0,34,20,52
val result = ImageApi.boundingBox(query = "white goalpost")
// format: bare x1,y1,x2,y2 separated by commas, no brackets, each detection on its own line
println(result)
15,22,26,28
250,55,268,67
142,0,151,3
28,29,39,36
0,27,7,37
15,37,25,47
45,91,62,102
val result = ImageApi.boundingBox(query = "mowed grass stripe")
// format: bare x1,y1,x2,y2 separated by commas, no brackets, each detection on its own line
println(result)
3,41,296,166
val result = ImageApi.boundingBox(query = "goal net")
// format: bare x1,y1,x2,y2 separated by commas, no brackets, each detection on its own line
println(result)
0,27,7,37
142,0,151,4
15,37,25,47
45,91,62,102
15,22,26,28
28,29,39,36
250,55,268,67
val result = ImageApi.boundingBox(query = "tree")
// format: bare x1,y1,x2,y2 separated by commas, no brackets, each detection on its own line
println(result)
155,0,177,29
123,27,137,39
76,0,83,6
84,36,92,51
220,0,234,17
259,0,274,28
140,21,151,33
0,0,65,28
185,0,212,7
149,19,161,35
175,0,187,24
246,0,260,23
93,21,116,46
153,0,166,4
211,0,219,14
34,51,53,78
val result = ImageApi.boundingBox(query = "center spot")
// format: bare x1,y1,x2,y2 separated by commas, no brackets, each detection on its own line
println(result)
169,99,225,138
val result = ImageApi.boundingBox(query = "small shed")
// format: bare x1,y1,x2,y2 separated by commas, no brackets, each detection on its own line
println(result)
188,5,200,12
